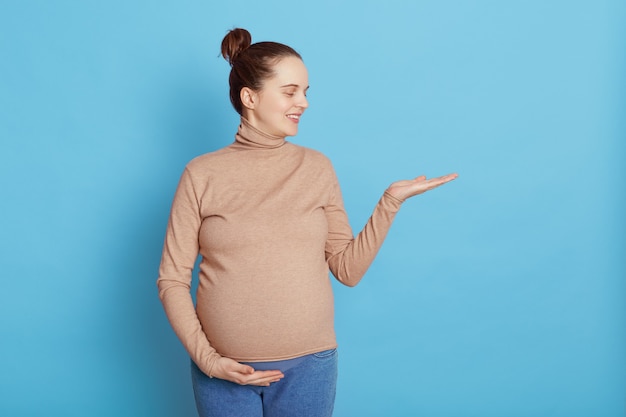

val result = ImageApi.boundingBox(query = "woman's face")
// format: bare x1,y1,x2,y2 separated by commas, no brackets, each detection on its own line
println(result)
243,56,309,138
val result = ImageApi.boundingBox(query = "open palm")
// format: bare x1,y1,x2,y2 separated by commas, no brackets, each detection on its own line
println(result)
387,173,458,201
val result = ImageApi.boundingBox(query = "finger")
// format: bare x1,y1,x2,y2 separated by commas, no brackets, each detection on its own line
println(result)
252,370,284,379
229,362,255,375
239,371,285,386
430,173,458,185
441,173,458,180
234,369,284,380
414,175,427,181
419,176,455,191
247,375,284,386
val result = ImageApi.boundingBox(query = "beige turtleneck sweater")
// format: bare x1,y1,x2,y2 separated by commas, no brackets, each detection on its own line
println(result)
157,118,403,377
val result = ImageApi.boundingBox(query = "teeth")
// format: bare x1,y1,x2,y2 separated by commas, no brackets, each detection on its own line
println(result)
287,114,300,120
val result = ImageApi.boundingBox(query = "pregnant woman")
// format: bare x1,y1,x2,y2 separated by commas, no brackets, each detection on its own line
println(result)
157,27,457,417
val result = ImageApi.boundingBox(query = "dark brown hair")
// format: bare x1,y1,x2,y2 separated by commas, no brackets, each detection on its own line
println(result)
221,28,302,115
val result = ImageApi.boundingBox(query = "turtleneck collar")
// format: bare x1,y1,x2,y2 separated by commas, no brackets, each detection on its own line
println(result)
234,117,286,149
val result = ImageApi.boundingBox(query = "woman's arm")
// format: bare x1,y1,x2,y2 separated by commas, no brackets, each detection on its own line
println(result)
157,168,284,386
325,171,457,286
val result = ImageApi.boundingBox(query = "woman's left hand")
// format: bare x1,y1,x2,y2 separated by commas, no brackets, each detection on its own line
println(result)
386,173,458,201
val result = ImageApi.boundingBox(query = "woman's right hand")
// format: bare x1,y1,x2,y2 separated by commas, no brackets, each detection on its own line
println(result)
210,356,284,386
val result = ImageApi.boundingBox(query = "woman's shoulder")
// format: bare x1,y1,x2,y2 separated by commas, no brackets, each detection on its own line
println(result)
183,144,241,172
288,142,334,167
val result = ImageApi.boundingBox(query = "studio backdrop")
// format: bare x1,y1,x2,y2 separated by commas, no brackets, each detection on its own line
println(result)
0,1,624,416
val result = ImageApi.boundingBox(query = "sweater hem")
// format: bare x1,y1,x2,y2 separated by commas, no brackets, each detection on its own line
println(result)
223,343,339,363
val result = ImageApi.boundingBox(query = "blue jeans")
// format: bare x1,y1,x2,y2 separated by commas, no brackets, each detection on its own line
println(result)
191,349,338,417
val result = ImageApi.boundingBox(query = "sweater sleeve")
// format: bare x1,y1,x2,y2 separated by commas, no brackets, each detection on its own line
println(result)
156,167,221,376
325,172,403,287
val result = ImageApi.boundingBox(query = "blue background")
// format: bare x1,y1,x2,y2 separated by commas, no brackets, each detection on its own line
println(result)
1,1,624,416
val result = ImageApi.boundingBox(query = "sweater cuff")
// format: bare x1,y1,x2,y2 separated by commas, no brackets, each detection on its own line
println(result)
382,191,403,211
206,352,222,378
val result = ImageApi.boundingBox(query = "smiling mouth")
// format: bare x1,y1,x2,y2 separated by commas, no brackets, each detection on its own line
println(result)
286,114,301,121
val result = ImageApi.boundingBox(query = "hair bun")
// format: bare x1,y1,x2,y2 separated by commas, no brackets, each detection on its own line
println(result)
221,28,252,66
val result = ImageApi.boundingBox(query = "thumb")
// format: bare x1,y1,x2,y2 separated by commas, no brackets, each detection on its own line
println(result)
233,363,255,374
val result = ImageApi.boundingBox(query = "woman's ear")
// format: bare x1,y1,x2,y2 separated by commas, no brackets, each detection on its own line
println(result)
240,87,257,111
